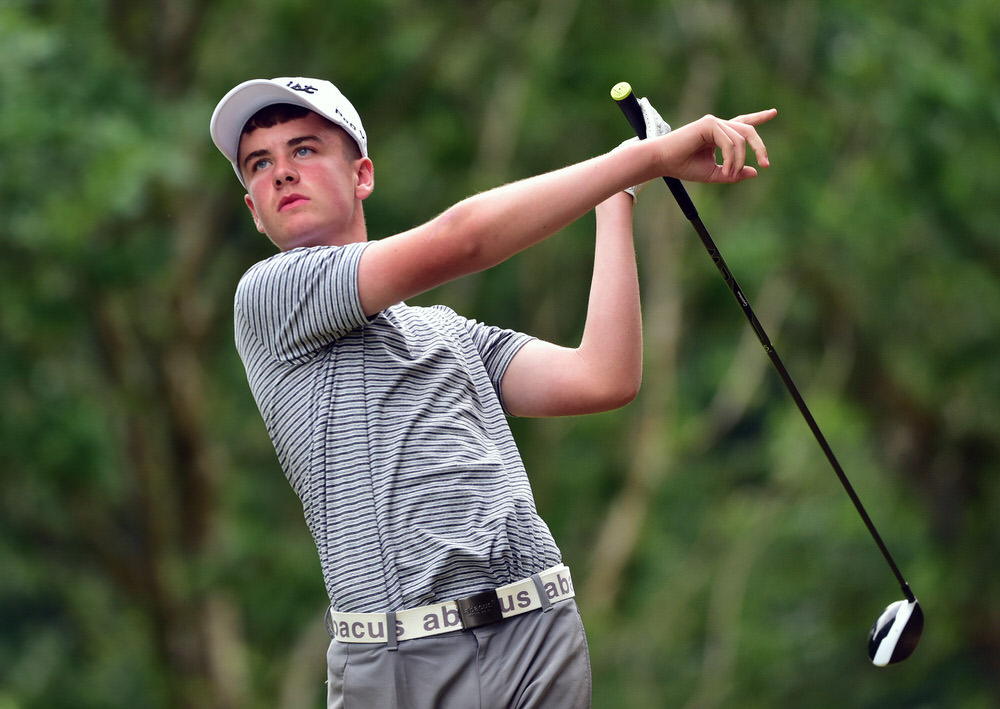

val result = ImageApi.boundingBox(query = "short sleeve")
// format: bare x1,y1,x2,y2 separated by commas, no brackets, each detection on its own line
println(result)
463,318,535,414
234,243,370,363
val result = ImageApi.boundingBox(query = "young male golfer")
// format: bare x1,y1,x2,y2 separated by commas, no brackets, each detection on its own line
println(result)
210,76,774,708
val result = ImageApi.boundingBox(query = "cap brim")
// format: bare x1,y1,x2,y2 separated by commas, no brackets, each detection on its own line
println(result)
209,79,318,165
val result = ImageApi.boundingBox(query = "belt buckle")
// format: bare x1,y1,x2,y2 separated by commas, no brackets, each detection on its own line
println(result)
455,590,503,630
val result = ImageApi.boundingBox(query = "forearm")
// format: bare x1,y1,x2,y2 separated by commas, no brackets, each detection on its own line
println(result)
576,192,643,403
431,141,656,272
435,107,774,272
360,110,773,316
500,192,642,417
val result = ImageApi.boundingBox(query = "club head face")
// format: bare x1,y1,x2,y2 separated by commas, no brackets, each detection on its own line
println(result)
868,599,923,666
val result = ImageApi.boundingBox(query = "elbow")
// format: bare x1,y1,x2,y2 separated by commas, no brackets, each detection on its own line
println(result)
622,371,642,406
600,345,644,410
586,367,642,412
431,199,495,271
571,345,643,413
609,371,642,409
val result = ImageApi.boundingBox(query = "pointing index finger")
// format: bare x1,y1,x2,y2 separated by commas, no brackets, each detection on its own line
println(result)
731,108,776,169
730,108,778,126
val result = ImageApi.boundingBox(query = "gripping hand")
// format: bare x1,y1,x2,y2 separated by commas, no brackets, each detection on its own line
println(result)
621,97,671,201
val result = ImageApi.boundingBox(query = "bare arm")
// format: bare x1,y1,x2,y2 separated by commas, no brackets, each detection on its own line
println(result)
356,109,776,317
500,191,642,417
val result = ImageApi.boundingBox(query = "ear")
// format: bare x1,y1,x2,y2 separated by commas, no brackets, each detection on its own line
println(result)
355,157,374,200
244,193,267,234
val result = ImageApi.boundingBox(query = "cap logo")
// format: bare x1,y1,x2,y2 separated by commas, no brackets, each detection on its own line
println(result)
285,81,318,94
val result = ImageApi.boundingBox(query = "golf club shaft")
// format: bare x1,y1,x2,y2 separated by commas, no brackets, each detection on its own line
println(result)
612,82,913,602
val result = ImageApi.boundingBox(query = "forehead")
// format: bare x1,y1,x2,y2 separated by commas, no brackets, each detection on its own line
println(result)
237,112,341,161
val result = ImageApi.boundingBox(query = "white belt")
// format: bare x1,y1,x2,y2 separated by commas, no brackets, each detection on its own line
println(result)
326,564,574,644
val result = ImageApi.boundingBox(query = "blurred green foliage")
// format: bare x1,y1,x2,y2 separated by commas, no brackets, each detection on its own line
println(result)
2,0,999,706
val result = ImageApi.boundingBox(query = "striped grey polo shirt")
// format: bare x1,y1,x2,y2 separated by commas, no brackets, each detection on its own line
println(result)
234,244,562,613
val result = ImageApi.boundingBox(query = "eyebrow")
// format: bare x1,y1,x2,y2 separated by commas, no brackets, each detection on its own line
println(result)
241,134,322,171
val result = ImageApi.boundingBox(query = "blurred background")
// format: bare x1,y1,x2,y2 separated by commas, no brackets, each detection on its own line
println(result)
2,0,998,706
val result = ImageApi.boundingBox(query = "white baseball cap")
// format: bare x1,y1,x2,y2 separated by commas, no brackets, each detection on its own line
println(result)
210,76,368,187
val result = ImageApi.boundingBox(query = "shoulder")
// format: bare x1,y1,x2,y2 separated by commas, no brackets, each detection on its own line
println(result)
241,244,367,279
236,244,369,297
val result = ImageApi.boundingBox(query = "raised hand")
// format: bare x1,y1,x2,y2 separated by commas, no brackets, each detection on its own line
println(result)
655,108,777,184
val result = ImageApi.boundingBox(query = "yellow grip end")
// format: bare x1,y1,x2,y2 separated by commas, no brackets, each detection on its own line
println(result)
610,82,633,102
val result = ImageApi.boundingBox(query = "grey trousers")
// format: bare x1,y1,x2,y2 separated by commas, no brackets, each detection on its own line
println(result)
326,598,591,709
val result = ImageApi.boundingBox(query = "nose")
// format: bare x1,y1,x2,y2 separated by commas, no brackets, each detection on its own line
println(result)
274,163,298,187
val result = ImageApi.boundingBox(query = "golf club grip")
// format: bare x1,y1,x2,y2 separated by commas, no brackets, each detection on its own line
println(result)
611,82,913,598
612,84,699,221
612,83,776,354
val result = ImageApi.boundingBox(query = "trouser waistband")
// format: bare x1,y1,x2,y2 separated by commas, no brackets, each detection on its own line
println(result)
326,564,574,645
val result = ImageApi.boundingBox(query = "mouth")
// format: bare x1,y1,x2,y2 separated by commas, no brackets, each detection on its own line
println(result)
278,194,309,212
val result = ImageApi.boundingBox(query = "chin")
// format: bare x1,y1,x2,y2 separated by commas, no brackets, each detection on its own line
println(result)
274,233,327,252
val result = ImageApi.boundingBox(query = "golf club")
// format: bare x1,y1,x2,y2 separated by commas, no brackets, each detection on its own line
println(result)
611,81,923,666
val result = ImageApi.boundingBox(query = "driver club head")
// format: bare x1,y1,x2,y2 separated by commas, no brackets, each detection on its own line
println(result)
868,598,924,666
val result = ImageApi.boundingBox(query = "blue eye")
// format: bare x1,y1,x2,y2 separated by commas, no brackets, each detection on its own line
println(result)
251,158,272,172
295,146,313,157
